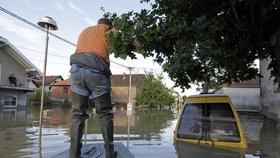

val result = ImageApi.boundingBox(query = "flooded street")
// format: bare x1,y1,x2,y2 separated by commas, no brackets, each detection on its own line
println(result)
0,106,279,158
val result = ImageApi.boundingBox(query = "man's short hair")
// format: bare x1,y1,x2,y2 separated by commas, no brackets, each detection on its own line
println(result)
98,18,113,26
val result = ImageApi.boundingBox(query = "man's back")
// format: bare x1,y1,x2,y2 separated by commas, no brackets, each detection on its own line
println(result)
75,24,110,62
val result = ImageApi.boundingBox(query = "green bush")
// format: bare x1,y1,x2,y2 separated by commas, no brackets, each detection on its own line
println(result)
28,88,53,106
62,97,72,107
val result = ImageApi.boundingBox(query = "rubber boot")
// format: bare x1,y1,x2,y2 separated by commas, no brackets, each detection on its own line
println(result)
94,93,115,158
70,92,89,158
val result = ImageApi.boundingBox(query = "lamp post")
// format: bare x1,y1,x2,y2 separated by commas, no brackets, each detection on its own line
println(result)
37,16,58,140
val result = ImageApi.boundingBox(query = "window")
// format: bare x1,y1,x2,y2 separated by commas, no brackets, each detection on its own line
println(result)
3,95,17,107
177,103,240,142
63,87,68,94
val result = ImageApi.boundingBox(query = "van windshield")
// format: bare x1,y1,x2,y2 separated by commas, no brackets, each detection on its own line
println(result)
177,103,241,142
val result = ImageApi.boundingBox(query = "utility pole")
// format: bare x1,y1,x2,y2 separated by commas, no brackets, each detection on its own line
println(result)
127,67,133,148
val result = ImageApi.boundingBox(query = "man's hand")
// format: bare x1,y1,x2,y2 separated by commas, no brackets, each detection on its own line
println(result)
133,40,141,52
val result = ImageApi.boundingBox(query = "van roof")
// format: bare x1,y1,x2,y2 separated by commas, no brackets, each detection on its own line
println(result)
188,93,229,98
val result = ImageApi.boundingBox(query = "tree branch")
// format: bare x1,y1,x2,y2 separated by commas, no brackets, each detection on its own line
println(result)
250,0,255,26
229,18,241,30
230,0,241,30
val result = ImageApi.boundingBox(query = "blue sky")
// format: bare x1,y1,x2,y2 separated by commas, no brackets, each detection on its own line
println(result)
0,0,198,95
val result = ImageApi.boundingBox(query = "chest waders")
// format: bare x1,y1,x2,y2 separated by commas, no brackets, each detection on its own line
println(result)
70,92,116,158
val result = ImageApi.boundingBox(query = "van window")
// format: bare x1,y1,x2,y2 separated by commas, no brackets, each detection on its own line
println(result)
177,103,241,142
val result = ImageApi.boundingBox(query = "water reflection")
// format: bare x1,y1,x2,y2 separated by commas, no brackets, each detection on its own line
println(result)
0,107,27,124
85,109,175,142
0,107,279,158
0,106,72,158
259,119,280,157
135,110,174,141
0,125,27,157
27,106,72,127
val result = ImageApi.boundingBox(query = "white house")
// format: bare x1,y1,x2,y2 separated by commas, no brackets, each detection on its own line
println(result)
33,75,64,92
214,77,260,112
0,36,41,123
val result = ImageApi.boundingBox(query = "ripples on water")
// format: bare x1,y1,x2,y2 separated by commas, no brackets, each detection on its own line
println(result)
240,113,280,158
0,108,279,158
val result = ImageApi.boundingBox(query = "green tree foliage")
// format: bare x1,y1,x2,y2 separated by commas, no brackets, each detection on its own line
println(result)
62,97,71,107
29,88,53,106
105,0,280,90
136,72,175,110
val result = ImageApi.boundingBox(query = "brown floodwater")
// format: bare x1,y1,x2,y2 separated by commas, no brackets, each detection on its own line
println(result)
0,106,279,158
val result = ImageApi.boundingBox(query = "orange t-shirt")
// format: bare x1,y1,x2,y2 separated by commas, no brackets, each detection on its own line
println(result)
75,24,110,62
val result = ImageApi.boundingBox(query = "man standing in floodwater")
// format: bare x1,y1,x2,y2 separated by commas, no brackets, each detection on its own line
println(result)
69,18,116,158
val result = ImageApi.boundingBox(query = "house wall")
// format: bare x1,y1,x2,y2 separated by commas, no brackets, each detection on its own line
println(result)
0,48,28,87
50,83,139,108
111,86,137,106
215,88,260,112
45,77,63,92
28,81,38,89
0,48,29,108
0,89,28,109
260,59,280,121
51,86,71,101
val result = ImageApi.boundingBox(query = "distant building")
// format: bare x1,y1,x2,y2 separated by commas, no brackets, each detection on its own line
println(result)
50,74,145,107
215,77,260,112
51,78,71,102
111,74,144,107
34,75,64,92
0,37,41,122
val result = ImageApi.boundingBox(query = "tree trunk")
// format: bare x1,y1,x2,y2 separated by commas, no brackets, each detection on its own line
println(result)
276,31,280,89
202,81,209,93
270,29,280,89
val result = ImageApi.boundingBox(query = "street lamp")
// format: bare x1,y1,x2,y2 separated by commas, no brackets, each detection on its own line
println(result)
37,16,58,139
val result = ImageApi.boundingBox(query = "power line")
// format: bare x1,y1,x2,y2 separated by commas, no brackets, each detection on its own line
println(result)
13,44,70,59
13,44,162,71
0,6,76,46
0,6,129,68
28,58,70,65
0,7,163,71
15,44,141,69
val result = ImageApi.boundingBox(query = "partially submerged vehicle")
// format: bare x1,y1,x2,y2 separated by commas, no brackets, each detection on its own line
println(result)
174,94,247,157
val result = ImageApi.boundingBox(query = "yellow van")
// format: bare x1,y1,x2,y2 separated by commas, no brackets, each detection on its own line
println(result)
174,94,247,151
